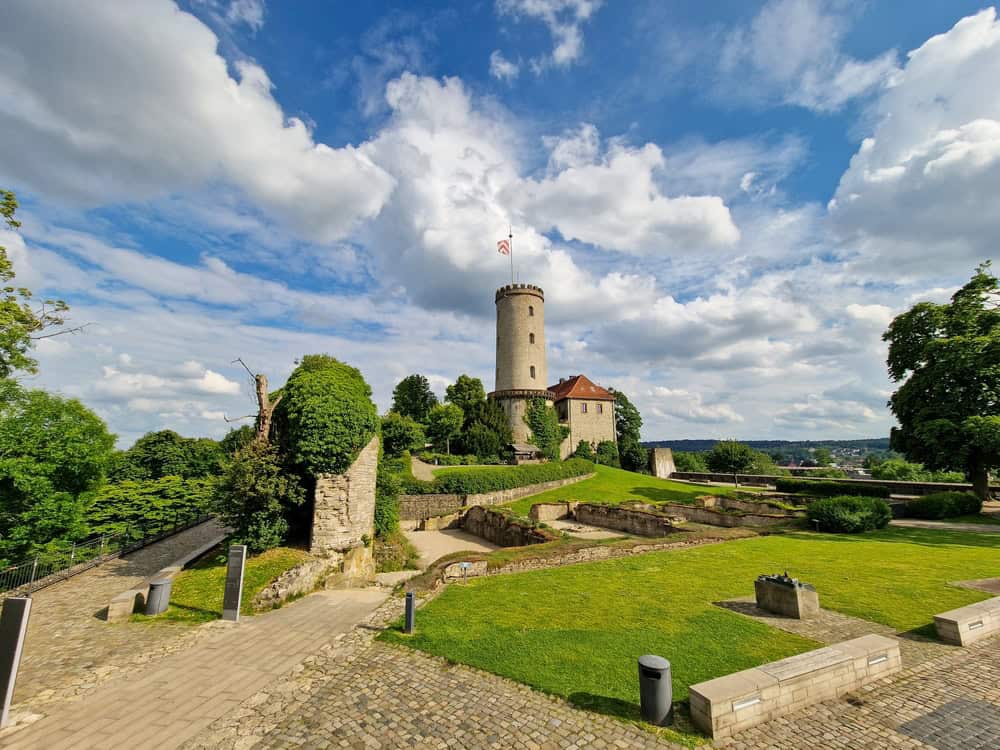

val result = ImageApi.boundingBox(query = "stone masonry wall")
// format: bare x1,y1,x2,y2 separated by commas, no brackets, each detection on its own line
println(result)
398,472,594,521
648,447,676,479
657,502,791,528
311,436,379,557
574,503,675,537
460,506,557,547
671,471,999,496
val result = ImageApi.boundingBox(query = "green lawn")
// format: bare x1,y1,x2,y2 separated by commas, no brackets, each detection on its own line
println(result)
504,464,745,517
381,527,998,735
134,546,309,624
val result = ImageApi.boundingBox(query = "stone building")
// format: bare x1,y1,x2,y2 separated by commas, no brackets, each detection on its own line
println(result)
487,283,616,459
549,374,617,458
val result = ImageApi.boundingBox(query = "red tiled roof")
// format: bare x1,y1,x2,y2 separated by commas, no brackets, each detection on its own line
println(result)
547,374,615,402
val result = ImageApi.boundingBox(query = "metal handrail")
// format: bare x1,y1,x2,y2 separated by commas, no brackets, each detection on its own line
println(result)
0,510,213,596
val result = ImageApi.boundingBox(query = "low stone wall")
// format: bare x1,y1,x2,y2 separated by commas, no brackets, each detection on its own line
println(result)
529,502,576,521
658,503,793,528
574,503,675,537
697,496,804,517
398,472,594,521
934,596,1000,646
252,556,339,611
672,471,998,497
461,506,558,547
689,634,901,740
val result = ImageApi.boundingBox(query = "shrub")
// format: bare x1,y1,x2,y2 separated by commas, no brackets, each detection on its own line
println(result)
525,398,569,461
417,452,478,465
776,478,892,498
276,355,379,475
807,496,892,533
906,491,982,519
375,462,401,538
403,458,594,495
673,451,708,472
572,440,595,461
87,477,217,536
214,442,305,553
462,422,503,460
596,440,620,468
380,412,425,458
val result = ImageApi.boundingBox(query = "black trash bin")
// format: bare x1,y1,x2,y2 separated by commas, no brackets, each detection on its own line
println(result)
638,654,672,726
145,577,173,616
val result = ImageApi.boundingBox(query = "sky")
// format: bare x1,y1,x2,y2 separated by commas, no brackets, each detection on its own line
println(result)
1,0,998,447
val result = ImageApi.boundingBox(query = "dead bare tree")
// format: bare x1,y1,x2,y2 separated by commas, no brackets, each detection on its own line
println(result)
227,358,282,444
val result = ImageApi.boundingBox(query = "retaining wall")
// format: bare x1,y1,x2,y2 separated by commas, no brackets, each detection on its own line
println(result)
574,503,675,537
671,471,997,497
697,496,805,517
398,472,594,521
460,506,558,547
657,503,792,528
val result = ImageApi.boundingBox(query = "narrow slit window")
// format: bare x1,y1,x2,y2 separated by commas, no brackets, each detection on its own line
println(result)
581,402,588,413
530,365,536,379
597,403,603,414
529,333,535,344
528,305,534,317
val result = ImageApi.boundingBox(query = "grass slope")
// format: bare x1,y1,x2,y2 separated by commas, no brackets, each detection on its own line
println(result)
504,464,742,517
382,528,998,727
135,546,309,624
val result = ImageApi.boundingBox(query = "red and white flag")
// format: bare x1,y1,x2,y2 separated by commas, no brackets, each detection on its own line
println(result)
497,238,511,255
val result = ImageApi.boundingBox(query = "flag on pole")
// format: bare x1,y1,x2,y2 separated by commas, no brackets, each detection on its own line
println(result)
497,238,511,255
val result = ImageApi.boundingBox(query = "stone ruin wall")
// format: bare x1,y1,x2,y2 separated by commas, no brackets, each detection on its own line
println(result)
310,435,379,581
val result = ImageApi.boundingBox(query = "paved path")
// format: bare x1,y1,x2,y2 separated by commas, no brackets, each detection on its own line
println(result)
890,518,1000,533
405,528,498,568
2,589,388,750
10,520,227,713
409,457,437,481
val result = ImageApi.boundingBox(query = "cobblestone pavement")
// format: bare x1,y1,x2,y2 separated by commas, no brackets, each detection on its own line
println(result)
1,589,388,749
722,634,1000,749
718,597,956,666
9,519,227,714
185,594,684,750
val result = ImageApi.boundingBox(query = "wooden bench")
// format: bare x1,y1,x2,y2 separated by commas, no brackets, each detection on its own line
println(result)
934,596,1000,646
689,634,901,740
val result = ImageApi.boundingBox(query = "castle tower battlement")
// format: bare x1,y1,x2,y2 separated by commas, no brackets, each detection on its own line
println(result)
489,283,553,445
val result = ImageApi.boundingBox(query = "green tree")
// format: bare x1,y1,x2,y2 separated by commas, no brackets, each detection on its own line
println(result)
374,462,401,538
220,425,255,455
214,441,304,553
276,355,380,475
673,451,708,472
0,189,72,378
884,263,1000,498
459,400,512,456
813,447,833,467
572,440,596,461
391,374,438,423
380,412,426,457
0,380,115,563
596,440,620,467
109,430,223,481
705,440,757,475
445,374,486,419
524,398,569,461
426,403,464,454
609,388,647,472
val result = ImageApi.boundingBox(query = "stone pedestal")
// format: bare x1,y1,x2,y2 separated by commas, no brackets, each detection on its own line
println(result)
754,573,819,619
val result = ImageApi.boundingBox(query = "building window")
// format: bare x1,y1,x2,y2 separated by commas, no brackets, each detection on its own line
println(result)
530,365,536,379
528,305,534,317
529,332,535,344
597,403,603,414
581,402,588,413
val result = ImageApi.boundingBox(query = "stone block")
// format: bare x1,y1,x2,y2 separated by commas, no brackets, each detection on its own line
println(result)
529,502,573,522
934,596,1000,646
754,573,820,619
648,448,676,478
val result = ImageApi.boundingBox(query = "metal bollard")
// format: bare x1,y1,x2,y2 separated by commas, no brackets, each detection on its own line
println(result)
404,591,415,634
638,655,672,726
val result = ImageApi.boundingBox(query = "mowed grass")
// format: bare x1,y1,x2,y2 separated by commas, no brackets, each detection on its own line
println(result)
504,464,745,517
381,528,999,727
134,546,309,624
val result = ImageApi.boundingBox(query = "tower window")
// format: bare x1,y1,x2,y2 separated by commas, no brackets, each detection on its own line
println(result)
529,333,535,344
581,402,588,414
528,305,534,317
530,365,536,379
597,403,603,414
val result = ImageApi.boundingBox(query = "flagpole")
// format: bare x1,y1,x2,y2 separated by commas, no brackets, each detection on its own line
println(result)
509,226,514,285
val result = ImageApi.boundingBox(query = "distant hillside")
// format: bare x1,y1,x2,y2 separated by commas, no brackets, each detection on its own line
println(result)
642,438,891,453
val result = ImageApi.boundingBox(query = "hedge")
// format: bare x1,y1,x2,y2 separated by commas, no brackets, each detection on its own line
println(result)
87,476,217,536
402,458,594,495
416,452,479,466
905,491,982,520
807,495,892,533
776,478,892,498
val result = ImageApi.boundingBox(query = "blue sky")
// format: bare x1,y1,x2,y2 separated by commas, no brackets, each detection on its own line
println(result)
2,0,999,446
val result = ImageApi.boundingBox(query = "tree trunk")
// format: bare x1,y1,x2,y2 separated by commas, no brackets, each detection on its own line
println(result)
254,374,280,445
970,459,990,501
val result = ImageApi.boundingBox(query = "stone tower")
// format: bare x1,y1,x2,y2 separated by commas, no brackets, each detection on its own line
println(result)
489,283,554,444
